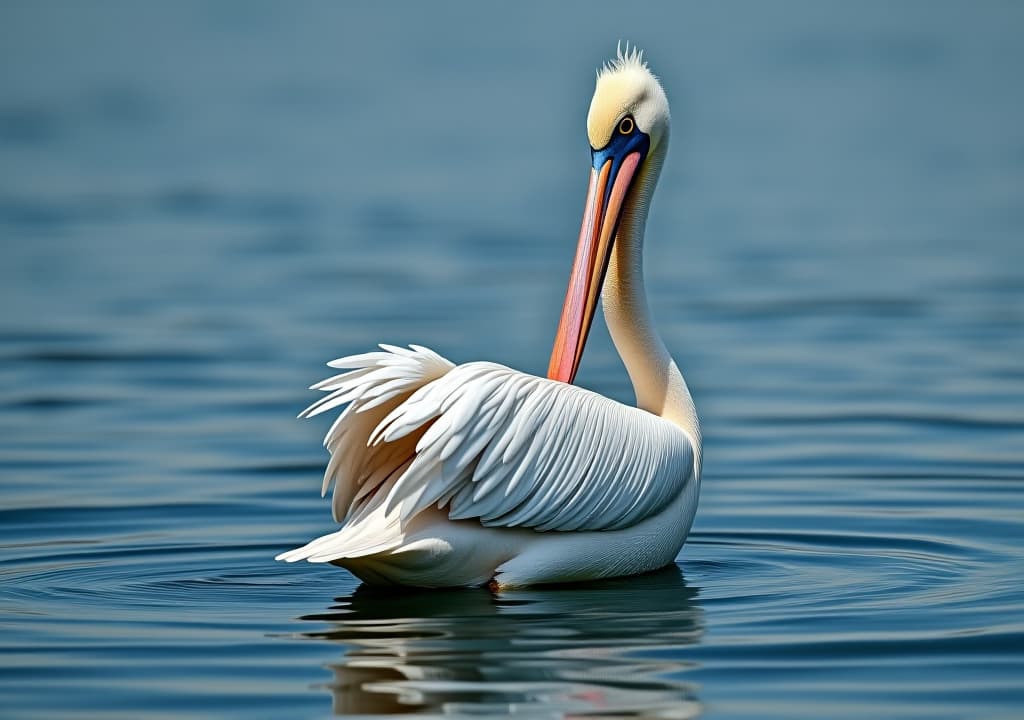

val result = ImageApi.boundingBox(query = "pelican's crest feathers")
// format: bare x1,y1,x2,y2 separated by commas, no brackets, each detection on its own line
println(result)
598,41,649,78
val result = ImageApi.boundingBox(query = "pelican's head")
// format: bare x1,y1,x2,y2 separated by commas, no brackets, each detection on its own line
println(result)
587,47,670,157
548,46,670,384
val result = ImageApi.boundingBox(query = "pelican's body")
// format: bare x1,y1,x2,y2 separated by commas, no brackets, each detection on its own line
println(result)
278,47,702,588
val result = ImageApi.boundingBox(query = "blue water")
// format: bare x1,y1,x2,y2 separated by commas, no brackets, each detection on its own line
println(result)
2,2,1023,717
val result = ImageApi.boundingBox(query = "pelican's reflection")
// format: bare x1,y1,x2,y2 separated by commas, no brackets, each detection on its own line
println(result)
299,565,704,717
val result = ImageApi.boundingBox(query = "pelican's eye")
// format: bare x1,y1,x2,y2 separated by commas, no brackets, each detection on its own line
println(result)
617,116,634,135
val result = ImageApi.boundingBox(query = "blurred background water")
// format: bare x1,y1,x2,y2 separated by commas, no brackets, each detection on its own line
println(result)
2,1,1023,718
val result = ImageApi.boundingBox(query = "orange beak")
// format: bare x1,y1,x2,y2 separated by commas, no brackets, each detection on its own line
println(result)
547,151,644,384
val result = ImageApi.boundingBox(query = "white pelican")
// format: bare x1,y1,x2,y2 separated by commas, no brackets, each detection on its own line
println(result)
278,46,701,589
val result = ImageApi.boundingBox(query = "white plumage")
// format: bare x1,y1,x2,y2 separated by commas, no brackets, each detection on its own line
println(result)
278,345,698,567
278,48,703,588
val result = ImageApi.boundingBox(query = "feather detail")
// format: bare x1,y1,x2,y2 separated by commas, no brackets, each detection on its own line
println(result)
277,344,696,567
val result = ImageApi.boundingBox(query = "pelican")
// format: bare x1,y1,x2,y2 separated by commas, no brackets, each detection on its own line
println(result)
278,46,701,589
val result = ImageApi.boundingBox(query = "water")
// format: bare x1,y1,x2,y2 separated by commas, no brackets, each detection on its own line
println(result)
2,1,1023,717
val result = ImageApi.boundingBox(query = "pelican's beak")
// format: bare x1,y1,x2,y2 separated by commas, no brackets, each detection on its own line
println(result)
548,132,648,384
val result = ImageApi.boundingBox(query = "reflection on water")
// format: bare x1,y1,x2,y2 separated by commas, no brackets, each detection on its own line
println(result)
301,566,702,717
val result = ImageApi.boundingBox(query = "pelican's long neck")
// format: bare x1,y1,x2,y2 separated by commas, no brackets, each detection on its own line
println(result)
602,134,700,447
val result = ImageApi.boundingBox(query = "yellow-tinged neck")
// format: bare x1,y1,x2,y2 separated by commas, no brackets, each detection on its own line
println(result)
601,134,701,455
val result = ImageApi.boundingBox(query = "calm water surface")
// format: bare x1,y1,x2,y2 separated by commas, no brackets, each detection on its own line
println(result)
2,2,1023,718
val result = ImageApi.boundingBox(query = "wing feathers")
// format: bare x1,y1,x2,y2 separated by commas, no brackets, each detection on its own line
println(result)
285,344,695,566
302,344,454,524
373,359,695,533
